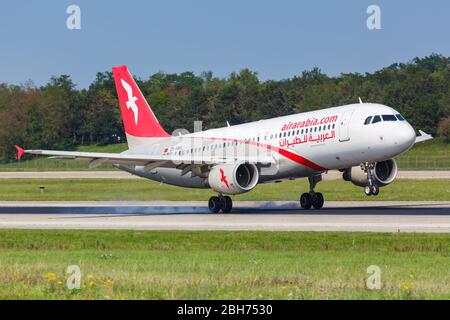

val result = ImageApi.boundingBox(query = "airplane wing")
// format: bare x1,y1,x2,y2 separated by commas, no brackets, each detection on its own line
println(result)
16,146,275,169
415,130,433,143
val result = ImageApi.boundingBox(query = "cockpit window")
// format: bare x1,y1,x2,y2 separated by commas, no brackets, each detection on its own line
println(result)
395,114,405,121
364,116,372,125
372,115,381,124
382,114,397,121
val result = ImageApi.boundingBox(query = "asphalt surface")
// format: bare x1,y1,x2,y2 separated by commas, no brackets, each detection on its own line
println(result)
0,201,449,233
0,170,449,179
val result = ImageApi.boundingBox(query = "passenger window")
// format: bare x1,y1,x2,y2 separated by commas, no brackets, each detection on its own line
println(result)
395,114,405,121
372,115,381,124
382,114,397,121
364,116,372,125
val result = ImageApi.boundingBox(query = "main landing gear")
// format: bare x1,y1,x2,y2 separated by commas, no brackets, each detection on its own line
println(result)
300,175,324,210
361,162,380,196
208,195,233,213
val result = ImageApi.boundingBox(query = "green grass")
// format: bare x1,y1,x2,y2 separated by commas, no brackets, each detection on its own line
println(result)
0,178,448,201
396,138,450,170
0,138,449,171
73,144,128,153
0,230,448,299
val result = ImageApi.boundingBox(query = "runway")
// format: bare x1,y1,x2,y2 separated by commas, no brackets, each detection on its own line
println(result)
0,201,449,233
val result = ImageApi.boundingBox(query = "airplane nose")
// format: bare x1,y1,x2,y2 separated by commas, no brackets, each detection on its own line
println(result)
395,124,416,151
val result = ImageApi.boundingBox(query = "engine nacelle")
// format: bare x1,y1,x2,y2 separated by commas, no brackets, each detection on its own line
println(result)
343,159,398,187
208,162,259,195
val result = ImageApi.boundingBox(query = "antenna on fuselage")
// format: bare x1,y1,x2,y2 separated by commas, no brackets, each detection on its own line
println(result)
358,97,363,104
226,121,231,127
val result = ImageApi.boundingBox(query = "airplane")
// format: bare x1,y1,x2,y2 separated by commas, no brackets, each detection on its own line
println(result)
15,65,432,213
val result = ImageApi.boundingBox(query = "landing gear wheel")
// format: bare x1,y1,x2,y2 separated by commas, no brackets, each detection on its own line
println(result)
221,196,233,213
208,196,221,213
300,193,312,209
312,192,324,209
364,185,372,196
371,185,379,196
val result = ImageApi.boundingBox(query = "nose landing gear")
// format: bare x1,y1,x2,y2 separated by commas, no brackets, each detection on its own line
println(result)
300,175,324,210
364,185,379,196
208,195,233,213
361,162,380,196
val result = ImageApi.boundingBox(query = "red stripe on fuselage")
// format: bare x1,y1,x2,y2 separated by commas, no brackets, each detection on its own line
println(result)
275,147,326,171
179,135,328,171
252,140,327,171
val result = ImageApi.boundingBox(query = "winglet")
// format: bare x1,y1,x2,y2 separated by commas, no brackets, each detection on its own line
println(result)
15,145,25,160
415,130,433,143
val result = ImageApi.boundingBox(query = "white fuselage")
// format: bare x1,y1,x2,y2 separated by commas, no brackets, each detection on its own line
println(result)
118,103,416,189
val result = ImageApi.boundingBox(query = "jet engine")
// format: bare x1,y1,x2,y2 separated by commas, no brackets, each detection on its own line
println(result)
208,162,259,195
343,159,398,187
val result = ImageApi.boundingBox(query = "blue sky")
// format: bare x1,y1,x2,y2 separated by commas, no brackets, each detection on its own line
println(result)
0,0,448,88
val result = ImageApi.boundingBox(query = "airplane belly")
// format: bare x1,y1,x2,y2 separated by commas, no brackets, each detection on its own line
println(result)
259,157,319,182
115,165,208,189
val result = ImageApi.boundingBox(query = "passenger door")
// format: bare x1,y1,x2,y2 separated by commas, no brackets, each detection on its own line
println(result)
338,110,354,142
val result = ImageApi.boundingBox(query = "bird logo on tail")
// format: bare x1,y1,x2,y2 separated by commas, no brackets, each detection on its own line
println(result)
120,79,139,125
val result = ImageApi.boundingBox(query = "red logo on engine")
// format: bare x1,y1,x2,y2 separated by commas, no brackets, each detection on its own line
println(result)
219,168,230,189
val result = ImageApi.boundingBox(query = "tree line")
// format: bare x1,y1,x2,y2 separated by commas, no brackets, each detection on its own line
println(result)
0,54,449,159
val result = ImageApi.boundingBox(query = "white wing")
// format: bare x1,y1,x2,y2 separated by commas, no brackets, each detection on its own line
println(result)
415,130,433,143
22,149,275,169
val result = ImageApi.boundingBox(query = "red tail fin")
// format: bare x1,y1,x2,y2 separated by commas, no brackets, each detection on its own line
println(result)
112,65,169,138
